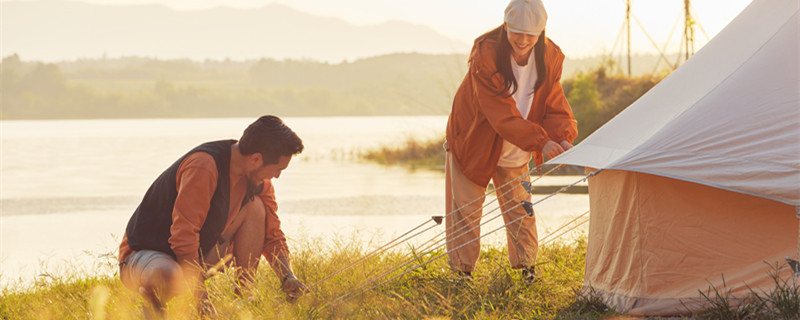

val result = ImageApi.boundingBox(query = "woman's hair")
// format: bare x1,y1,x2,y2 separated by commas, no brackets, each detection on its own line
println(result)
239,115,304,165
494,26,547,97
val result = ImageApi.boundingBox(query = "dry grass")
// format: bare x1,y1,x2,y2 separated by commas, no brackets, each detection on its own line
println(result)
2,236,797,319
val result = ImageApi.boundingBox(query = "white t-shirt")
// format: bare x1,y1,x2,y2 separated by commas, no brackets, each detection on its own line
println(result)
497,51,538,168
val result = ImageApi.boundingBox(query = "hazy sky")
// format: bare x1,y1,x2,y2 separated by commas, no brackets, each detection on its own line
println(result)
4,0,752,58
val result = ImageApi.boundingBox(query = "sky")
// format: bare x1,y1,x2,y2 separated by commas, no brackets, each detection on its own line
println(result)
10,0,751,58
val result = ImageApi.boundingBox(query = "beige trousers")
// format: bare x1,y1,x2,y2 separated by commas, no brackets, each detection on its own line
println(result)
445,152,538,272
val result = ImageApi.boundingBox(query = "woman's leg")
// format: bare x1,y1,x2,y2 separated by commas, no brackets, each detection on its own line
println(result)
493,164,537,269
445,152,488,273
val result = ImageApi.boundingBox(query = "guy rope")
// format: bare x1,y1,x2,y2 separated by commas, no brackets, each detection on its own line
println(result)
311,165,601,307
308,164,566,290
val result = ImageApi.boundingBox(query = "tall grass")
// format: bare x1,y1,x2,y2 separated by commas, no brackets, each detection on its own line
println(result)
1,237,620,319
360,136,446,171
3,237,797,319
688,264,800,320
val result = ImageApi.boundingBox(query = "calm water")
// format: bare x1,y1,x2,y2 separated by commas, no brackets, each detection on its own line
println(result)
0,116,588,287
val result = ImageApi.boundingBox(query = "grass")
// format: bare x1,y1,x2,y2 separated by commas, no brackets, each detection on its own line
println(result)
2,236,798,319
358,136,586,175
0,237,622,319
360,136,446,171
687,265,800,320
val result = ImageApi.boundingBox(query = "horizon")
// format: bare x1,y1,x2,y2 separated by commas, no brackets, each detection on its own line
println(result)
1,0,752,62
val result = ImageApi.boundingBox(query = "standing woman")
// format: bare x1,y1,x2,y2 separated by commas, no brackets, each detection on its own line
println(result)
444,0,577,281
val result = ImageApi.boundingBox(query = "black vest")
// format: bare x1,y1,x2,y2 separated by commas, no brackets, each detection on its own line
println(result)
125,140,236,259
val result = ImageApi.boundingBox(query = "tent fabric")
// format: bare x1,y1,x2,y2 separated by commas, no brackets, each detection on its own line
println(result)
552,0,800,206
584,170,798,316
545,0,800,315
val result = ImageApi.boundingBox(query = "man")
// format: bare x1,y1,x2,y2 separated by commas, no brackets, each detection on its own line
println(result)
118,115,307,315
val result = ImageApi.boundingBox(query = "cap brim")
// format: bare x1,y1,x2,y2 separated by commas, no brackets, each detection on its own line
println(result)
506,25,542,36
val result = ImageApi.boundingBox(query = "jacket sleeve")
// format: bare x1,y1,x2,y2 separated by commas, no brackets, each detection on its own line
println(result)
470,50,551,153
541,56,578,143
169,152,218,266
258,180,290,265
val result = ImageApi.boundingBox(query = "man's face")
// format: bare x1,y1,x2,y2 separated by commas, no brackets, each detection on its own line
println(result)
249,154,292,183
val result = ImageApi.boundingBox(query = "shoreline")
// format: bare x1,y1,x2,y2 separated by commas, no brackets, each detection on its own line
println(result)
1,197,591,289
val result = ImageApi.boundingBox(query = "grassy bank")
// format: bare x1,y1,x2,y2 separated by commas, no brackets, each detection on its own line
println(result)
359,137,587,176
3,235,799,319
1,237,617,319
360,137,446,171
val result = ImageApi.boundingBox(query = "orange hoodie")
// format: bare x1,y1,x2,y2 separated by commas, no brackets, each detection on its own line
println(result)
446,26,577,186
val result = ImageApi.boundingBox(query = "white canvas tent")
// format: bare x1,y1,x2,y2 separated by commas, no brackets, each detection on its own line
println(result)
550,0,800,315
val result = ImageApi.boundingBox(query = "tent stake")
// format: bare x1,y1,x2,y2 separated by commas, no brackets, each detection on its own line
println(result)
795,206,800,289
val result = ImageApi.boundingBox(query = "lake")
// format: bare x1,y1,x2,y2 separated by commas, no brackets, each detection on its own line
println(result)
0,116,589,287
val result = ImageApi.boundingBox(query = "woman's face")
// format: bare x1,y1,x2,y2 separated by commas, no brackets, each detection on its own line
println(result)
505,25,540,59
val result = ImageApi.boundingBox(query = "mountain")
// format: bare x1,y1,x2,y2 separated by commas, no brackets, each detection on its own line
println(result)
0,1,471,62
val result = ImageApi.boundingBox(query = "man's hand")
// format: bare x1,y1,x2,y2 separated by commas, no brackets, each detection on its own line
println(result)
542,140,566,159
281,275,309,302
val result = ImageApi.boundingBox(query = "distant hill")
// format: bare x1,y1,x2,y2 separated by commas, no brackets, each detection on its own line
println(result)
1,1,471,62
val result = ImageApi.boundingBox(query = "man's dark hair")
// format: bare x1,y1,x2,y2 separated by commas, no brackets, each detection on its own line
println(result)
239,115,304,165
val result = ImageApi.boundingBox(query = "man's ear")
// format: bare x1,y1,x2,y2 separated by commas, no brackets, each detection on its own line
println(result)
248,153,263,167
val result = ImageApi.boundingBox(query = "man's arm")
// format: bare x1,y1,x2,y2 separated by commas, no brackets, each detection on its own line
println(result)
169,153,218,271
257,180,307,300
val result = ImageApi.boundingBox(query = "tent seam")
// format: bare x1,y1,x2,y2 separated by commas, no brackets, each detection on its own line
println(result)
616,139,800,172
635,172,646,295
603,167,798,207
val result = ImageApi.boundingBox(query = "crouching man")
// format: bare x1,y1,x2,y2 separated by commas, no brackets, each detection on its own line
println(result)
118,115,307,315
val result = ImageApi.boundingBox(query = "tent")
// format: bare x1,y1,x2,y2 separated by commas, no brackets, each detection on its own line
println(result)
550,0,800,315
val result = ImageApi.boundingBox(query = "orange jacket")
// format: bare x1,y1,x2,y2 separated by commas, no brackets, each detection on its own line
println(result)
446,26,577,186
119,152,289,266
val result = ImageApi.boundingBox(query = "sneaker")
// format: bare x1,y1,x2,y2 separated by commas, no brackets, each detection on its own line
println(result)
141,304,164,320
521,266,539,283
455,270,473,281
199,299,218,318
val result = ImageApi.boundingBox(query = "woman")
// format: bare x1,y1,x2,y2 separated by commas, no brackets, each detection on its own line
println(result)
444,0,577,281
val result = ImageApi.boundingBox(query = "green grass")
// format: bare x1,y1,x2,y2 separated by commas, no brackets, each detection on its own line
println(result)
3,237,798,319
688,266,800,320
360,136,446,171
1,237,622,319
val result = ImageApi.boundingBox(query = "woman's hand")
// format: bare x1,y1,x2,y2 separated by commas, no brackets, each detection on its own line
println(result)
559,140,573,151
542,140,566,159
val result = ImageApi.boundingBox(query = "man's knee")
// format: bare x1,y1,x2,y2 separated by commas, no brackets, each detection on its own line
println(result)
241,198,266,224
142,258,182,284
141,257,184,299
121,250,184,301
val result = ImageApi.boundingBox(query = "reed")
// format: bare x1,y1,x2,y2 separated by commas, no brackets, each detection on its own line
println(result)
360,136,446,171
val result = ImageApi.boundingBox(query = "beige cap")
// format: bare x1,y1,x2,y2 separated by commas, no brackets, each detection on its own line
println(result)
504,0,548,36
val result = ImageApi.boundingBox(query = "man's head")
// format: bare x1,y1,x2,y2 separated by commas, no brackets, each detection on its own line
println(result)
239,115,303,180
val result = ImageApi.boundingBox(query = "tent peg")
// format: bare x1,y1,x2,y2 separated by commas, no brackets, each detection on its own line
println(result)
785,257,800,276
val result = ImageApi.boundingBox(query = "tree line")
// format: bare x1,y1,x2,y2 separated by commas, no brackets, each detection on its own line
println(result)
1,53,664,142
